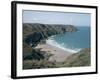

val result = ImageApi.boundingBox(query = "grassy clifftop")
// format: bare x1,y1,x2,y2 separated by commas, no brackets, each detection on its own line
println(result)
23,23,77,37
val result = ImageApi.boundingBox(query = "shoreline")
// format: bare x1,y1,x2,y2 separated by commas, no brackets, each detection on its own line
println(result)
46,39,81,53
35,43,73,62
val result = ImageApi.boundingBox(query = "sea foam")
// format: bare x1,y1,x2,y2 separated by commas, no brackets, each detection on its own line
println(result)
46,38,81,53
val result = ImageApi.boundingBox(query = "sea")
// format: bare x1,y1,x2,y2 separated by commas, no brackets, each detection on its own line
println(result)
46,27,91,53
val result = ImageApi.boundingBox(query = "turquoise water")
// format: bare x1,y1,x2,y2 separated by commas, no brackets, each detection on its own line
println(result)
46,27,90,53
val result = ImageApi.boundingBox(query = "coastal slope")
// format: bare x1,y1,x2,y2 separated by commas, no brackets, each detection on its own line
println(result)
23,23,77,47
62,48,91,67
23,23,90,69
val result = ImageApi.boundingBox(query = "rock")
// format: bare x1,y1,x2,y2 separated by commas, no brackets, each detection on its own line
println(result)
25,32,43,47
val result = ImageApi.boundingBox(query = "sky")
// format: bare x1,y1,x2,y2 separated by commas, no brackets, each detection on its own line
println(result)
23,10,91,27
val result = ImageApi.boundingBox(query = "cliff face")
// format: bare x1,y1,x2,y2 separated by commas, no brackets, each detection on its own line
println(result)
23,23,77,47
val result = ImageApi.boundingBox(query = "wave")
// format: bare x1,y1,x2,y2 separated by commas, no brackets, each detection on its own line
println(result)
46,38,81,53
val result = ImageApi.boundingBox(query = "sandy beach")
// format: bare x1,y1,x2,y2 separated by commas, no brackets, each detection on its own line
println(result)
35,43,73,62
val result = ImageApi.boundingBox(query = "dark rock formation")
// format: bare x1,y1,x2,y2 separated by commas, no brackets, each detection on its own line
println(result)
25,32,43,47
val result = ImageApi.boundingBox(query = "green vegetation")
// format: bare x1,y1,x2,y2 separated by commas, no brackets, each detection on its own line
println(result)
23,23,77,47
62,48,91,67
23,23,90,69
23,48,91,69
23,60,58,69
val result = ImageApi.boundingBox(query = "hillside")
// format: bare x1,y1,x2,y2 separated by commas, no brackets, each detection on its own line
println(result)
23,48,91,69
23,23,78,61
23,23,77,47
23,23,91,69
62,48,91,67
23,23,77,36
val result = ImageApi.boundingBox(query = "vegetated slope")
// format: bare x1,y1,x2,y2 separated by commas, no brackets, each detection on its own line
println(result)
23,23,77,36
23,23,77,47
62,48,91,67
23,23,77,59
22,23,79,69
23,48,91,69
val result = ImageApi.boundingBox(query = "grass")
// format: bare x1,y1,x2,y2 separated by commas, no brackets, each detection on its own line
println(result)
23,48,91,69
62,48,91,67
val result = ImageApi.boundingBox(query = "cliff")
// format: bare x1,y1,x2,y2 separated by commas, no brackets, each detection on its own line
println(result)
23,23,79,69
23,23,77,47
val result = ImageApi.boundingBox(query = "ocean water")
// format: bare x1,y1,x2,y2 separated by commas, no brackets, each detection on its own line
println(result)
46,27,90,53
